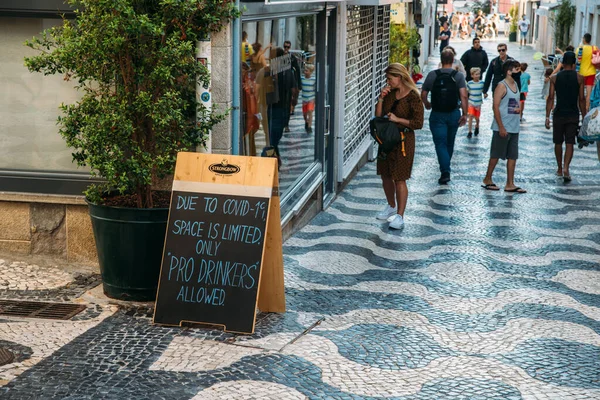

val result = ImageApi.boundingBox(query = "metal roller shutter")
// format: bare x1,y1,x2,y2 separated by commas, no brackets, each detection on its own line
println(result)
340,5,390,180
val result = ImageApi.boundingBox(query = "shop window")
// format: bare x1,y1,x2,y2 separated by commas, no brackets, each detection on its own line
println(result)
241,16,318,195
0,17,85,173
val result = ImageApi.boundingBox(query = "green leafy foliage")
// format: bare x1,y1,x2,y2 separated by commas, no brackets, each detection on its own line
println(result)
555,0,575,50
389,23,420,67
471,0,491,16
509,6,518,33
24,0,239,208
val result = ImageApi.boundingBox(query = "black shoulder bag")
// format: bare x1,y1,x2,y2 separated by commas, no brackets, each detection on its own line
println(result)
370,99,407,161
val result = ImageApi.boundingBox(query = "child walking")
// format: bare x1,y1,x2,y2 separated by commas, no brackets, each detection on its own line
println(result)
519,63,531,122
466,67,484,138
301,65,316,133
541,67,552,99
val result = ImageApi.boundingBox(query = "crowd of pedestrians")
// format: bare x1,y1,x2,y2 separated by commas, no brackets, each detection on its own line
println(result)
375,31,597,230
439,10,503,45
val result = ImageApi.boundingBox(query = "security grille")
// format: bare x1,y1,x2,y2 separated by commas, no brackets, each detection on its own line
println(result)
375,5,390,92
342,6,374,176
341,5,390,179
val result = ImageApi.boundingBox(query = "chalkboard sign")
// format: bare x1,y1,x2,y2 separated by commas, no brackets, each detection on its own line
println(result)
153,153,285,334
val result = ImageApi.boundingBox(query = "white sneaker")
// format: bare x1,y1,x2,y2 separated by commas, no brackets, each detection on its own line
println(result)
388,214,404,229
376,204,397,220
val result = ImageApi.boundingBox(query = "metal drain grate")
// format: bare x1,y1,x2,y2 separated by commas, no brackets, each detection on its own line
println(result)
0,348,15,366
0,300,86,320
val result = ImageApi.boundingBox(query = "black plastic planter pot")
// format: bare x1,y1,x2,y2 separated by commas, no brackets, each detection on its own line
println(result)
88,201,169,301
509,32,517,42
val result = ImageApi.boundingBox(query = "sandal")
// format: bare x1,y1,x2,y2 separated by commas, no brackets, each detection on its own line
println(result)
481,183,500,191
504,187,527,193
563,175,572,182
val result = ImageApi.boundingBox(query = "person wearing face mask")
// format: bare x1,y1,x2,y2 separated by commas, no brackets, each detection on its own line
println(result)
460,37,489,81
481,60,526,193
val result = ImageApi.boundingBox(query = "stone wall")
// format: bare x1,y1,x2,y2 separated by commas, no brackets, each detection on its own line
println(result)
0,194,98,269
210,24,233,155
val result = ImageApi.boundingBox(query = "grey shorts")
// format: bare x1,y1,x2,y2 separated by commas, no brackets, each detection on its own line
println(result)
490,131,519,160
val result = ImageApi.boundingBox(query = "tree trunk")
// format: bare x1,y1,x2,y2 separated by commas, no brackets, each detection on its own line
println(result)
138,185,153,208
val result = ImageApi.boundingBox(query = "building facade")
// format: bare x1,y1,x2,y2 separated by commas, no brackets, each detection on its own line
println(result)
534,1,559,55
535,0,600,56
573,0,600,47
0,0,393,266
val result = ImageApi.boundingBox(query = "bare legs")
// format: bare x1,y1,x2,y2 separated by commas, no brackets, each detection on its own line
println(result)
505,158,516,189
585,85,593,112
520,101,525,120
381,176,408,216
483,157,520,190
468,116,479,134
555,143,574,177
483,157,499,186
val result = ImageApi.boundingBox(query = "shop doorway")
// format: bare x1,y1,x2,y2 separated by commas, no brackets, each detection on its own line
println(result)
241,10,335,216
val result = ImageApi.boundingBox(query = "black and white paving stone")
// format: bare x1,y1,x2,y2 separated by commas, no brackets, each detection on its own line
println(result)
1,40,600,399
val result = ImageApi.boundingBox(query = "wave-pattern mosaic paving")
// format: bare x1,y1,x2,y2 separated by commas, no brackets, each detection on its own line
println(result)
1,41,600,399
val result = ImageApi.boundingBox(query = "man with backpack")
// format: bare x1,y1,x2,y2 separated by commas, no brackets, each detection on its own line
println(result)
421,49,468,184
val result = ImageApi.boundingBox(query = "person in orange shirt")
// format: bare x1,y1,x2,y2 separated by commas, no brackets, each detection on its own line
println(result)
576,33,598,110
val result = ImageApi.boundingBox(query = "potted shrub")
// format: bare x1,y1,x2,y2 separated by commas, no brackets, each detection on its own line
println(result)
509,6,519,42
390,23,421,67
24,0,239,301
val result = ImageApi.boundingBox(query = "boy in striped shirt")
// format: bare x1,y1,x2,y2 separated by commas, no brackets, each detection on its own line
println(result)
467,67,484,138
301,64,316,133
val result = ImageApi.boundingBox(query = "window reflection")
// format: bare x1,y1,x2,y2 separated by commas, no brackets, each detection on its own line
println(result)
242,16,317,194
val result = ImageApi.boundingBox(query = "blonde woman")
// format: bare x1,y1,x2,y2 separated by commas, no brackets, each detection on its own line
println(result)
375,63,425,229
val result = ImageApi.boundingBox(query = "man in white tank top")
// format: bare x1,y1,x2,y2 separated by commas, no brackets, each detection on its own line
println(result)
481,60,527,194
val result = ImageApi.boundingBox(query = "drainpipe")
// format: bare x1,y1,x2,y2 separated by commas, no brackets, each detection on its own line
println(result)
231,0,241,155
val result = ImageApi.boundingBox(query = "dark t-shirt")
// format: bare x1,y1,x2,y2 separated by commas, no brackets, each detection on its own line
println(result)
423,68,467,91
422,68,467,112
554,70,581,117
439,30,451,52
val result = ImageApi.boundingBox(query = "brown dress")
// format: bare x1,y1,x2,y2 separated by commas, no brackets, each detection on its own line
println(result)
376,89,424,181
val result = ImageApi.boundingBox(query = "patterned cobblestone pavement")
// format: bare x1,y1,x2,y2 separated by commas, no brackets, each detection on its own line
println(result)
1,40,600,399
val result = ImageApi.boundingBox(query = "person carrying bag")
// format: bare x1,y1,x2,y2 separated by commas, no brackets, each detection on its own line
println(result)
374,63,424,230
370,100,409,161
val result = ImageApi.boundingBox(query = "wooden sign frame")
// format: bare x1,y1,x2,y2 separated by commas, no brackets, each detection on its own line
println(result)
153,152,285,334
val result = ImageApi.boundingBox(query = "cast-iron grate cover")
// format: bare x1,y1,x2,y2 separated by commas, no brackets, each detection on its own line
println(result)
0,300,86,320
0,348,14,366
